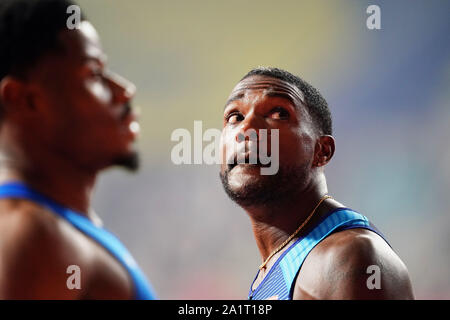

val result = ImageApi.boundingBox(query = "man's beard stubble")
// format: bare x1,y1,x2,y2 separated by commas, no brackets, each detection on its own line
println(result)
219,163,309,208
113,151,140,172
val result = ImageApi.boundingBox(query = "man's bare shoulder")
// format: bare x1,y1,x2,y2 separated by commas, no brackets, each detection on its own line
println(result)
0,199,61,248
293,228,414,300
0,198,94,252
0,199,94,299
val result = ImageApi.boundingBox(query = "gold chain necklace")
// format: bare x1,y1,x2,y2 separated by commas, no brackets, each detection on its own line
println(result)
258,194,332,270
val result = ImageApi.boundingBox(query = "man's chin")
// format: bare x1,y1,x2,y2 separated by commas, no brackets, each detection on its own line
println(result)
112,151,140,172
226,165,268,188
220,163,309,208
220,167,278,207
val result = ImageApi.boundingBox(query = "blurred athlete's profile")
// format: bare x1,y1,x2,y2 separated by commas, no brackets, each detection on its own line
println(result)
220,67,414,300
0,0,155,299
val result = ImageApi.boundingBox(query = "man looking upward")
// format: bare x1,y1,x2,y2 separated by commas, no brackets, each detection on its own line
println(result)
220,67,414,300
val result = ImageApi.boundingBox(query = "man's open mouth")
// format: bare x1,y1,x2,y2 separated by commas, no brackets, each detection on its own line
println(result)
227,153,271,171
120,104,132,121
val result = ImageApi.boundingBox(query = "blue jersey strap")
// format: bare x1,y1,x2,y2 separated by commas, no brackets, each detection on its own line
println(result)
249,208,389,300
0,182,156,300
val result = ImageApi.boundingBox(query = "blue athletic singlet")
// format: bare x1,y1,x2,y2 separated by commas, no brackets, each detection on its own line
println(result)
248,208,389,300
0,182,156,300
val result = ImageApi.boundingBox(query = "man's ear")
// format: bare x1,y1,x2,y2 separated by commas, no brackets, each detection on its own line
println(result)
0,76,36,115
313,135,335,167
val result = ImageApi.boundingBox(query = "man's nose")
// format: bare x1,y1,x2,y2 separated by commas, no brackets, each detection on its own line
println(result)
235,111,265,143
106,70,136,103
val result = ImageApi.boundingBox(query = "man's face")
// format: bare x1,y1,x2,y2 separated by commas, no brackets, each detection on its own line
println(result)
26,21,139,171
220,75,319,207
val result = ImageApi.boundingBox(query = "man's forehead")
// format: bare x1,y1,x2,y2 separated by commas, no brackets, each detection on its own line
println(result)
226,75,305,107
59,21,106,63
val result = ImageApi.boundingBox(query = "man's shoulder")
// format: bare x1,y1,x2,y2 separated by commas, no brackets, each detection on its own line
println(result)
293,228,414,299
0,198,58,244
0,199,95,298
318,228,387,259
0,198,98,258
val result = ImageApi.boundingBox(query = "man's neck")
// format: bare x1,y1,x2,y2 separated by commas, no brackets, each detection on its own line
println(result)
243,180,332,265
0,148,98,221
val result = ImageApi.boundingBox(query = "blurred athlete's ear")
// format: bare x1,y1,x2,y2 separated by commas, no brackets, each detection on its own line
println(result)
0,76,38,116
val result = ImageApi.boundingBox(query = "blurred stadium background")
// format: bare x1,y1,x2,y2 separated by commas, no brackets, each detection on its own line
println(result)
77,0,450,299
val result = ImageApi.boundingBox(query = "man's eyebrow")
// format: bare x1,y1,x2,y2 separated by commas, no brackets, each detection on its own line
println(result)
266,91,303,108
82,53,108,65
224,92,245,109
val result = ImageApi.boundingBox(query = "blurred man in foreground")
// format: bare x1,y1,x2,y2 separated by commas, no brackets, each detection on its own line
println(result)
0,0,155,299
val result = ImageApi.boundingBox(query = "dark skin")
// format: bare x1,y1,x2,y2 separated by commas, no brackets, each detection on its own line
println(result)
221,75,414,299
0,21,139,299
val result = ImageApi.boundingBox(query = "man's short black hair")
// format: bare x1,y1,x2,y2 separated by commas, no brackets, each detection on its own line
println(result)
0,0,84,81
241,67,333,135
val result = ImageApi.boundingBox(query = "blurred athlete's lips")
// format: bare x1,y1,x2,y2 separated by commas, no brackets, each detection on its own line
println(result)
119,103,132,120
119,104,140,139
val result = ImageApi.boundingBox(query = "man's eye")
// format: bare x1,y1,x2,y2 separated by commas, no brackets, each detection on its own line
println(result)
226,112,244,124
89,68,106,80
92,71,104,79
269,107,289,120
